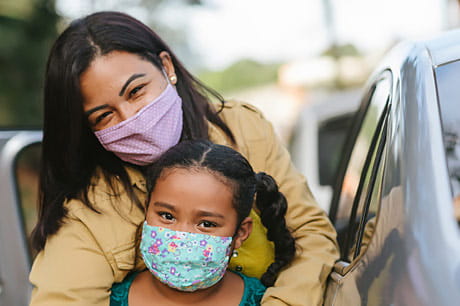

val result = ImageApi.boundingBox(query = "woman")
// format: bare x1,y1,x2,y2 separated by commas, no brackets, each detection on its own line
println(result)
29,11,339,306
111,140,295,305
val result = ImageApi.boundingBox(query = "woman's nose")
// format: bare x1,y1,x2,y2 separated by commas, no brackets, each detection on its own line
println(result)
118,101,143,122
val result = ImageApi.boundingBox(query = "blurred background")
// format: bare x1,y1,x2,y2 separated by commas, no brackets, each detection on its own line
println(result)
2,0,460,246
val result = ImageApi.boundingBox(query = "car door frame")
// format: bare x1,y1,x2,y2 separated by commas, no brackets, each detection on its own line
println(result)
325,70,392,304
0,130,42,305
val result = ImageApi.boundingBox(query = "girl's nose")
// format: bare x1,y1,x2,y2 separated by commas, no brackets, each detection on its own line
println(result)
175,223,196,233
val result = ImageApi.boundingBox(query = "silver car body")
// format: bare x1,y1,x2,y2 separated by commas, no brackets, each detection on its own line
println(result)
325,30,460,305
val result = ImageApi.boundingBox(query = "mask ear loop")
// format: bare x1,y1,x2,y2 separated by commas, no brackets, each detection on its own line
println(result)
161,68,171,85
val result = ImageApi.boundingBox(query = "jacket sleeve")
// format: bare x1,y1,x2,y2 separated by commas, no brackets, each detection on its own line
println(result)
29,206,114,306
233,103,340,306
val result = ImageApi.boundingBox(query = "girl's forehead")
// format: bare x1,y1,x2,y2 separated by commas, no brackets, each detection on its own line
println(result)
149,167,235,212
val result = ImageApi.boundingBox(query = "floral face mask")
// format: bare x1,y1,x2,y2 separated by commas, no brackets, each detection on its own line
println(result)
140,222,233,292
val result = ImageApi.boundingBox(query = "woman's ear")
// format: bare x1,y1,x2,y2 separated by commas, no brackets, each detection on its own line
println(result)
234,217,253,249
158,51,177,85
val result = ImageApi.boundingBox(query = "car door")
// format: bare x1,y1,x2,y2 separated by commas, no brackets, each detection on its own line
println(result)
0,130,42,305
325,71,392,305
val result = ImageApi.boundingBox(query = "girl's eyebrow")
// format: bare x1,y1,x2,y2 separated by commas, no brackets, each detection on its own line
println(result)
153,201,176,211
196,210,225,219
118,73,146,96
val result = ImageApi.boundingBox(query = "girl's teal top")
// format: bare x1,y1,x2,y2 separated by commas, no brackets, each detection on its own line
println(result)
110,270,267,306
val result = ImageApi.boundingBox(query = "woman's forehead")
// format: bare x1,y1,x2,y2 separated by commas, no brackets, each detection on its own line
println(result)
79,51,161,106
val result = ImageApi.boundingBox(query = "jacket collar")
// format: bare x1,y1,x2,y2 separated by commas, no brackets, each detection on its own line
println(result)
125,166,147,193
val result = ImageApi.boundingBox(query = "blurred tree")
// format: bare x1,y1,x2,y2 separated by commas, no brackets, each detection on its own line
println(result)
198,59,281,95
321,43,361,58
0,0,60,127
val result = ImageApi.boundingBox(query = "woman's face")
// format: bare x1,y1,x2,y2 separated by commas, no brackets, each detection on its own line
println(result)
146,168,252,249
80,51,175,131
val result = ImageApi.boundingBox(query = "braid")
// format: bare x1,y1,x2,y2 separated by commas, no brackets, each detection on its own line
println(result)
255,172,296,287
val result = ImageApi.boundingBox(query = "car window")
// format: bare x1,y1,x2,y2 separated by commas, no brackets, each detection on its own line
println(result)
318,114,355,187
331,73,391,222
15,143,41,259
435,60,460,222
347,120,387,261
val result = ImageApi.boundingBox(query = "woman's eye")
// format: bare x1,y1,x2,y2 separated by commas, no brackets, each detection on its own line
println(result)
129,85,145,98
199,221,217,228
159,212,175,221
95,111,112,124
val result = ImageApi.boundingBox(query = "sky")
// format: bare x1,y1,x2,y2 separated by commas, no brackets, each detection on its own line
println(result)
56,0,450,69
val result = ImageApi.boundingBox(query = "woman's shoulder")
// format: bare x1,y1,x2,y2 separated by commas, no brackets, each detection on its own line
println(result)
64,166,146,215
213,100,267,128
210,100,275,165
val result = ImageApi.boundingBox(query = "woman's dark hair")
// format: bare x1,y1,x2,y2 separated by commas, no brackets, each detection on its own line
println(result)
31,11,235,251
145,140,296,287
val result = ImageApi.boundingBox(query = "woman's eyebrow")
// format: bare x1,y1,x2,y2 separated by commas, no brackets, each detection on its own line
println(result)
119,73,146,96
85,104,109,117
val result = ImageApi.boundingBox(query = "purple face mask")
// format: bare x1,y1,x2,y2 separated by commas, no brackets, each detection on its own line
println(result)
94,83,183,166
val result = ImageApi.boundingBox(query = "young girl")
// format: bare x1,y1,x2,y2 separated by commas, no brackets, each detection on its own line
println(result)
110,140,296,305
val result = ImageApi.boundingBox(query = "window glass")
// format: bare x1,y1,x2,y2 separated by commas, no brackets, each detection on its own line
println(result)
347,127,386,261
435,61,460,223
15,143,41,259
318,114,355,186
335,77,391,223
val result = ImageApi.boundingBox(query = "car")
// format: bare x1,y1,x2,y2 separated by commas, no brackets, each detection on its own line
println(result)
323,29,460,305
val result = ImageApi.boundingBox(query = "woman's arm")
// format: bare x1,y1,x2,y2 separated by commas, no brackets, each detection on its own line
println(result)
29,213,114,305
29,167,146,306
259,133,339,306
219,101,340,306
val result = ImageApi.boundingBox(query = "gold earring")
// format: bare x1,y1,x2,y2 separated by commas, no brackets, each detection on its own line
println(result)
169,75,177,83
232,250,239,258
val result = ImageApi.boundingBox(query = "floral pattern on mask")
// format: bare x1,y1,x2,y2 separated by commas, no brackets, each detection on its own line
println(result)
140,222,233,292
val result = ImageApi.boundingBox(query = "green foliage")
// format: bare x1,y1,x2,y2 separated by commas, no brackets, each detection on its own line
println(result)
0,0,60,127
321,43,361,58
198,59,281,94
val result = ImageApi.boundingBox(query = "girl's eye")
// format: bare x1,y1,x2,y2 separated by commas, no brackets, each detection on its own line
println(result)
129,85,145,98
159,212,175,221
95,111,112,124
199,221,217,228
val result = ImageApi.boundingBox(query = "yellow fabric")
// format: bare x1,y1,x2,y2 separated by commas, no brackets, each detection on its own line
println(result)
228,209,275,278
29,100,339,306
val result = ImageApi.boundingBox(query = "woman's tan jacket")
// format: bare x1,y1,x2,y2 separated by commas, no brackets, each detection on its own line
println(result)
29,101,339,306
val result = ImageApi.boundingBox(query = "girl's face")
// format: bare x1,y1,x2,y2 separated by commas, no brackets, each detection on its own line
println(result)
146,168,252,249
80,50,175,131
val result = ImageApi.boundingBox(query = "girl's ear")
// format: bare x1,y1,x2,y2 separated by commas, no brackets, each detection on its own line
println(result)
234,217,253,249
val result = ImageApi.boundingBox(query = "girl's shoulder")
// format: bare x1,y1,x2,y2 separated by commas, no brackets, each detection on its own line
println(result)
232,271,267,306
110,271,140,306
